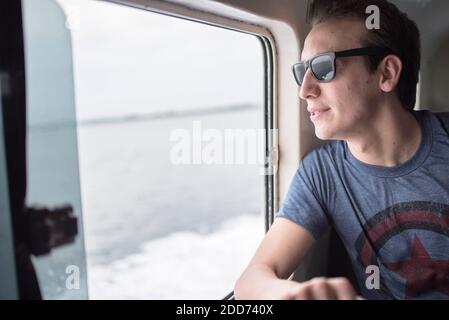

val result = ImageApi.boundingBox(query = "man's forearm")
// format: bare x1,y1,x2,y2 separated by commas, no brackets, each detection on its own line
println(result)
234,263,290,299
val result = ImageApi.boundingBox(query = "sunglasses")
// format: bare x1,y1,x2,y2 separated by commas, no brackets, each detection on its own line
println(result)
292,46,393,86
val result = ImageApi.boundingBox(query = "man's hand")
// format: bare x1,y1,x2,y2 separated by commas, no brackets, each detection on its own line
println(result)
278,277,364,300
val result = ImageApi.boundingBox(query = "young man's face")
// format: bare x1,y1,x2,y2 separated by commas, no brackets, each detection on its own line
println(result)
300,18,382,141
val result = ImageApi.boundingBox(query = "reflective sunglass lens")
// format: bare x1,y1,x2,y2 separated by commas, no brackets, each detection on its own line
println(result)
311,55,334,81
293,63,307,85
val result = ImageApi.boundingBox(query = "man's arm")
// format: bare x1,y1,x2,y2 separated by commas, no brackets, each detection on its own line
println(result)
234,217,359,300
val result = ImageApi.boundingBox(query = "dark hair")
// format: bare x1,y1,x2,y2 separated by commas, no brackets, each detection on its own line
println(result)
307,0,421,110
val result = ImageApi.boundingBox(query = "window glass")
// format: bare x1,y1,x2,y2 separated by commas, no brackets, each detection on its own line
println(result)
23,0,88,299
57,0,266,299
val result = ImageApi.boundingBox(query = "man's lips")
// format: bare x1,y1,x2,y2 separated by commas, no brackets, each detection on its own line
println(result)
309,108,330,121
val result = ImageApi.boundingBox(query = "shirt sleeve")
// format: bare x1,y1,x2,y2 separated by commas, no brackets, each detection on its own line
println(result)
275,152,331,240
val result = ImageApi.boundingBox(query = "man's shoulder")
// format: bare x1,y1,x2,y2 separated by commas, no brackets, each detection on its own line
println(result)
301,140,344,169
304,140,344,160
430,110,449,124
416,109,449,135
414,108,449,120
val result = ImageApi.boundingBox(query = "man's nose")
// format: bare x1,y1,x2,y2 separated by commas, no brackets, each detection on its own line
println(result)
299,69,320,101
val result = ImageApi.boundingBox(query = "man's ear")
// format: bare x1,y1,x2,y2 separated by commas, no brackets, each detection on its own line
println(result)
378,54,402,93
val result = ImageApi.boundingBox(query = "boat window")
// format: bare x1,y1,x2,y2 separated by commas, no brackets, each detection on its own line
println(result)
56,0,266,299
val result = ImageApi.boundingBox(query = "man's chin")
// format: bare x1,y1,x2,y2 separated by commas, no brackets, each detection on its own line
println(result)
314,128,336,141
314,129,329,140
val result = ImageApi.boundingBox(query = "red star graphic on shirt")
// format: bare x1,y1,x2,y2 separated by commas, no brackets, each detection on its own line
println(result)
383,235,449,299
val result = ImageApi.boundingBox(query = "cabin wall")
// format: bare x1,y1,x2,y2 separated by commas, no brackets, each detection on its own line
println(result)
426,36,449,112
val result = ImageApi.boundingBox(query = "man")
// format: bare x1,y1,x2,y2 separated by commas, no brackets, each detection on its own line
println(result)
235,0,449,300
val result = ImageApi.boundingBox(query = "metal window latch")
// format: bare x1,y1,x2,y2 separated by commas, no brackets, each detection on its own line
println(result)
24,204,78,256
265,145,278,176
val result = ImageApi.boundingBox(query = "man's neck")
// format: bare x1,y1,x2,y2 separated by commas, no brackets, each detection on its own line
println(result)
345,103,421,167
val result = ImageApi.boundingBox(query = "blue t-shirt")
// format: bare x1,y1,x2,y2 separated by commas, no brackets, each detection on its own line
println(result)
276,110,449,300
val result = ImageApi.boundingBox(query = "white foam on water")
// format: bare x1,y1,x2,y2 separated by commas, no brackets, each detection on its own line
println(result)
88,214,264,299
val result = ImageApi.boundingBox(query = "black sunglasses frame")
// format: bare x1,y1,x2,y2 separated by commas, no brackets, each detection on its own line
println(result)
292,46,393,86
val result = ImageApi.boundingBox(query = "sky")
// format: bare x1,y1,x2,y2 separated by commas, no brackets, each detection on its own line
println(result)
54,0,264,121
